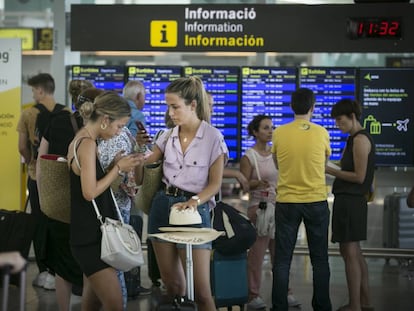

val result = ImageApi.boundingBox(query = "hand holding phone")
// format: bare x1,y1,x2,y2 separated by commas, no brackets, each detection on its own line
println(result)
135,121,152,144
136,121,146,132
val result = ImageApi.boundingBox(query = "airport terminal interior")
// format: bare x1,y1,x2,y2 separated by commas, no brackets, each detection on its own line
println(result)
1,0,414,310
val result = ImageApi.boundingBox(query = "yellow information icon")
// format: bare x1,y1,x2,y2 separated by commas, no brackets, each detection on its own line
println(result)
150,20,178,47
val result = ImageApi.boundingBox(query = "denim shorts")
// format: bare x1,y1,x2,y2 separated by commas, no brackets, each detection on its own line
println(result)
148,190,212,250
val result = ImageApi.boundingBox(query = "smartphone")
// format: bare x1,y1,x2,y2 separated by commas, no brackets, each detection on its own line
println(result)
135,121,147,132
135,120,152,143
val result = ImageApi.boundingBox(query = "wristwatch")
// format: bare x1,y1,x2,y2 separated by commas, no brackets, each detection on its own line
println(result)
191,195,201,206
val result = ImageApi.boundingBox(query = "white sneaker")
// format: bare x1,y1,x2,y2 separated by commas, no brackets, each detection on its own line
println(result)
43,273,56,290
247,296,267,309
32,271,48,288
287,294,301,307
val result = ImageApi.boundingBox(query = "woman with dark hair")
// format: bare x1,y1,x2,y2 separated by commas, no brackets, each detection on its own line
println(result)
36,87,103,311
240,114,276,310
326,98,375,311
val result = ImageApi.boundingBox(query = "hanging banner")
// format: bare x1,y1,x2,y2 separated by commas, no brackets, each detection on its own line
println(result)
0,39,22,211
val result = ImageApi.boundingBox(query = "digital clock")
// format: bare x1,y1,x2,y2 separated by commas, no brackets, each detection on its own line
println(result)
347,17,402,39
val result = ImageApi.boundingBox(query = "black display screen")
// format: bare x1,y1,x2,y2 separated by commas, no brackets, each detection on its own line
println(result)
71,65,125,94
240,67,297,156
299,67,357,161
183,66,240,162
126,66,182,139
359,68,414,166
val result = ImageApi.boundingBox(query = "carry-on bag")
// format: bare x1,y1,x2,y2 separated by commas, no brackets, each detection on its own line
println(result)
210,251,248,310
383,192,414,249
1,266,26,311
0,205,36,259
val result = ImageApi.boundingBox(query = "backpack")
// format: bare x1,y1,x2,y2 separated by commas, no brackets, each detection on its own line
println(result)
32,103,65,159
211,201,257,256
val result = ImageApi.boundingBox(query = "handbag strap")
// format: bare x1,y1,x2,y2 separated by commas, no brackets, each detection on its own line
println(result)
70,114,79,134
73,138,124,225
251,149,261,181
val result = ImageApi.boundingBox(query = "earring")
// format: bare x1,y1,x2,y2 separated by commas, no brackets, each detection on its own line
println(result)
100,123,107,130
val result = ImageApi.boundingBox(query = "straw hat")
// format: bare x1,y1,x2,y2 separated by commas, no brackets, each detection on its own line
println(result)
149,227,224,245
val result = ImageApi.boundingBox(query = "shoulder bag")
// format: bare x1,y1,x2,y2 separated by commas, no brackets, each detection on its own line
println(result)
38,114,79,224
39,154,71,223
92,190,144,272
134,129,173,215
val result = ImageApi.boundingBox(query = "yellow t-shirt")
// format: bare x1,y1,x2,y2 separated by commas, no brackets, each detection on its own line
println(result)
271,119,331,203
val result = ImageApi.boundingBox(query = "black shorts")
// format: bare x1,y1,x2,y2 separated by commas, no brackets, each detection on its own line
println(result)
71,242,110,277
331,194,368,243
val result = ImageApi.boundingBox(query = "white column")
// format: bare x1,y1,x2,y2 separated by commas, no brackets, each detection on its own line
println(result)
50,0,80,106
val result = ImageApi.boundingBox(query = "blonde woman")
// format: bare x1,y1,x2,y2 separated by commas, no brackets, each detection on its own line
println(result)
143,76,228,311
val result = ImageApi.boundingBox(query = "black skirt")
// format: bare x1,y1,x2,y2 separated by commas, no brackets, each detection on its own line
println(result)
43,218,83,285
71,242,110,277
331,194,368,243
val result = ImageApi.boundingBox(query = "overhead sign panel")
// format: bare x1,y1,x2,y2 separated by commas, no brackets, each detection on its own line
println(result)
71,4,414,53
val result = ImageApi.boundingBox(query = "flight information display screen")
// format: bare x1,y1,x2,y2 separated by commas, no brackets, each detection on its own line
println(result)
71,65,125,94
184,66,240,162
359,68,414,166
126,66,182,138
240,67,297,156
299,67,356,161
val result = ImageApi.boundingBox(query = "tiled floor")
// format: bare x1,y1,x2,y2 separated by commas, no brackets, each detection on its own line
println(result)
3,254,414,311
2,193,414,310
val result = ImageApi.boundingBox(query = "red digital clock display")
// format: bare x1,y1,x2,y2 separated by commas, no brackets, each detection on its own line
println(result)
347,17,402,39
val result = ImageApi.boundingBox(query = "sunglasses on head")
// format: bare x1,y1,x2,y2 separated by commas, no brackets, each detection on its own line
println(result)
77,95,93,105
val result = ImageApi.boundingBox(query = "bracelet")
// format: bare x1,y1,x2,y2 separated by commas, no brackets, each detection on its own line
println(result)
135,144,147,154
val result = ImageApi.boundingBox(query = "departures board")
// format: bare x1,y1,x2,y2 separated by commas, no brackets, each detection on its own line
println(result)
359,68,414,166
240,67,297,156
299,67,356,161
126,66,182,139
184,66,240,162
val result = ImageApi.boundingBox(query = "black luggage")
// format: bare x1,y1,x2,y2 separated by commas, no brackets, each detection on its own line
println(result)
0,207,36,287
124,214,144,298
1,266,26,311
383,192,414,249
210,251,248,310
156,244,197,310
0,209,36,259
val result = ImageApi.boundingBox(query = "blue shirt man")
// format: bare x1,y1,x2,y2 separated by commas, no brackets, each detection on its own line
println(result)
123,80,146,136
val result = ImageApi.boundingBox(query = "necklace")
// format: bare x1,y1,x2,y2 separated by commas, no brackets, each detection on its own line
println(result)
183,137,188,143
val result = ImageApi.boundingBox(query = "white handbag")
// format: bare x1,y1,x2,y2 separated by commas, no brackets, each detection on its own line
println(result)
251,150,275,238
92,188,145,272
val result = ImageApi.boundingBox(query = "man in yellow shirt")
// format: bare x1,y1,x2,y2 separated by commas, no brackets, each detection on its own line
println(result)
271,88,332,311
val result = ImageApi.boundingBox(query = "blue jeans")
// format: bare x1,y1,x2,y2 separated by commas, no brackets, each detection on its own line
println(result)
272,201,332,311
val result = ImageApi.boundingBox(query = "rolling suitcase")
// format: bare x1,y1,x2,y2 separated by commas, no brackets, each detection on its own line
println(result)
383,192,414,249
157,243,197,310
1,266,26,311
210,251,248,310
